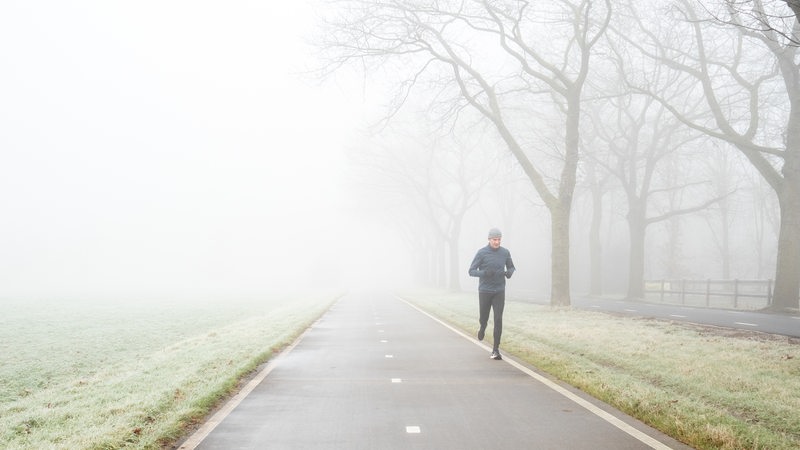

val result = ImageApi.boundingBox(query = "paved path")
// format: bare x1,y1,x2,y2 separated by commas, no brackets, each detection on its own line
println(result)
180,291,692,449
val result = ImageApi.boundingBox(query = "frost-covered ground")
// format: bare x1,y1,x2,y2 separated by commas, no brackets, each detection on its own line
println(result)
4,289,798,450
0,292,339,449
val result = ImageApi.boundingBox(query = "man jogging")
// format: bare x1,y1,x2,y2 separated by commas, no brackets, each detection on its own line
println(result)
468,227,515,360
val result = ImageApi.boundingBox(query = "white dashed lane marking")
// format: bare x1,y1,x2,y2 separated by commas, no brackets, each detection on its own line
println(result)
391,378,402,383
669,314,687,318
405,426,421,434
734,322,759,327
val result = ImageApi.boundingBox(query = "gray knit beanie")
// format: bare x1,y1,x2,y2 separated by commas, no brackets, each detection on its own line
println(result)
488,228,502,238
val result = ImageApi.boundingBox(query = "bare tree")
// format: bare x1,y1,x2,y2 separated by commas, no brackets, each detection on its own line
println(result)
746,169,781,278
346,115,495,291
425,131,496,291
585,76,723,298
619,0,800,310
700,143,744,279
577,155,612,296
701,0,800,45
656,157,693,280
316,0,611,305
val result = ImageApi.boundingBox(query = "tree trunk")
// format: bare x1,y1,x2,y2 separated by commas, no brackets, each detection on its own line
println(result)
551,200,572,306
589,187,603,296
772,156,800,310
720,197,731,279
549,92,581,306
772,87,800,310
447,234,461,292
627,203,646,299
588,164,603,296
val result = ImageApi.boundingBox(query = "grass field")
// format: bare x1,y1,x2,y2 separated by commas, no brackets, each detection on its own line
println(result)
0,291,341,450
400,290,800,450
4,289,799,449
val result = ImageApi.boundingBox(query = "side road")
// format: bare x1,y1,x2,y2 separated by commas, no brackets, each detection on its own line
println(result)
179,291,692,450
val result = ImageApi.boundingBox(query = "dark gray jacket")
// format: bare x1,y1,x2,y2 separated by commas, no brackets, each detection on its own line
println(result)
468,245,515,293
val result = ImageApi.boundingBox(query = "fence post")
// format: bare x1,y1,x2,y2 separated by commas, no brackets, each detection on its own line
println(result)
681,279,686,305
706,279,711,307
768,279,773,307
734,279,739,308
660,280,665,302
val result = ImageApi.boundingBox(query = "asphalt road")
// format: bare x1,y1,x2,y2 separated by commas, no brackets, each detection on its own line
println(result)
179,291,692,450
510,293,800,338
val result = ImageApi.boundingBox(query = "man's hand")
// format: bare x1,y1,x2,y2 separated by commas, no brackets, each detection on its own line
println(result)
505,271,513,279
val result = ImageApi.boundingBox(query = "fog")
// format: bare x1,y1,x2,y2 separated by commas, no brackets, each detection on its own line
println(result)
0,1,413,300
0,1,792,305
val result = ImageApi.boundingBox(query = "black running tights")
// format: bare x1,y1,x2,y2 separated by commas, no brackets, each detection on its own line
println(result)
478,291,505,351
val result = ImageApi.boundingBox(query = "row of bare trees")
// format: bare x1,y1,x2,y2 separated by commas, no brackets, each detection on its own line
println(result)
316,0,800,311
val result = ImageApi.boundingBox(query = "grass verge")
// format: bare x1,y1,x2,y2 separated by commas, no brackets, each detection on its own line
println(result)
0,291,341,449
400,290,800,450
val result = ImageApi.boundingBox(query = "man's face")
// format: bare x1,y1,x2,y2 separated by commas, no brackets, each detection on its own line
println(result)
489,237,501,249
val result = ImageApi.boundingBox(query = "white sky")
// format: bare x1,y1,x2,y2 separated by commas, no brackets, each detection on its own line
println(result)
0,1,392,299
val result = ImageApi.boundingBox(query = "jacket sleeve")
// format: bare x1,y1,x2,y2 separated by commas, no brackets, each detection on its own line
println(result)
505,252,516,278
468,251,483,277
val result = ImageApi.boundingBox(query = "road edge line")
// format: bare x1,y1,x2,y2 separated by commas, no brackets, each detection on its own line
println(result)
177,305,334,449
397,296,674,450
